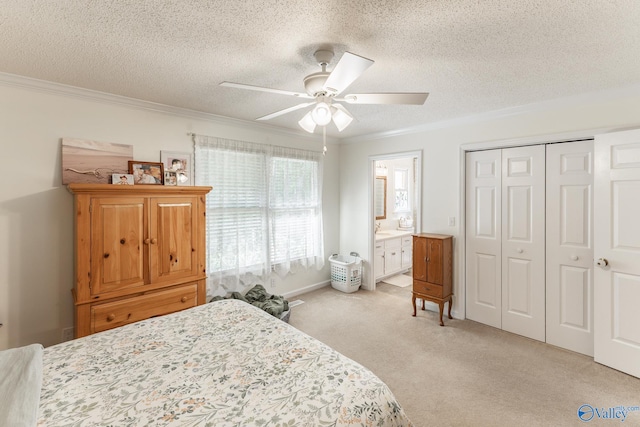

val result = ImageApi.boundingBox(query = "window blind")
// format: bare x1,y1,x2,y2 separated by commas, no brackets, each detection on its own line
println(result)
195,135,324,296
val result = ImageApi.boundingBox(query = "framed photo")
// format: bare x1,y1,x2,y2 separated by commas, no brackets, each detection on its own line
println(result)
128,161,164,185
62,138,133,184
164,170,177,186
161,151,193,186
111,173,134,185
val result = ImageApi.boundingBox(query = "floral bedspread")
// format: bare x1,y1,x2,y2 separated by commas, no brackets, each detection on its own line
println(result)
38,299,412,426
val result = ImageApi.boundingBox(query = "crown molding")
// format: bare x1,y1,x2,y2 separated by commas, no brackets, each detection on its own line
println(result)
0,71,338,144
342,83,640,144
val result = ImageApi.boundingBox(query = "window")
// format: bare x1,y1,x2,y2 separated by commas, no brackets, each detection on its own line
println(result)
394,168,410,212
195,136,324,294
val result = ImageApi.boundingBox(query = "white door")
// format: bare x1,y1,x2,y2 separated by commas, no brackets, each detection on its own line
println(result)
501,145,546,342
594,128,640,378
466,150,502,329
546,141,594,356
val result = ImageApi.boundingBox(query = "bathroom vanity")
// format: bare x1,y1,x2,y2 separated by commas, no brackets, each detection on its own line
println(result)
374,230,413,281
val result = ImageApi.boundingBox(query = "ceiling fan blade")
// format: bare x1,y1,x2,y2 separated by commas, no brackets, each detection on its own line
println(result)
256,102,315,121
339,92,429,105
322,52,374,96
220,81,313,99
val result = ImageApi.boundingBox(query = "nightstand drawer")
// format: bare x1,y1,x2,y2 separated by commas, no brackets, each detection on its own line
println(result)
91,283,197,333
413,280,443,298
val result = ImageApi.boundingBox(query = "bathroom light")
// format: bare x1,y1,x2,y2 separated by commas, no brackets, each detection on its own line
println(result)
375,161,388,176
331,104,353,132
298,98,354,133
298,111,317,133
311,101,332,126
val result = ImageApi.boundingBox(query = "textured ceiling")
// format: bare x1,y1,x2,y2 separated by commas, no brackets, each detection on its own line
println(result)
1,1,639,139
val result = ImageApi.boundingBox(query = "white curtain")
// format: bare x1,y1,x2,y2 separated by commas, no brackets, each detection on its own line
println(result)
195,135,324,297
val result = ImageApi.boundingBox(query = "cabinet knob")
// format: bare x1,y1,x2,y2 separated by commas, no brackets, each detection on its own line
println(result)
181,296,188,303
150,238,157,245
144,238,150,245
570,255,579,261
516,248,523,253
106,314,115,322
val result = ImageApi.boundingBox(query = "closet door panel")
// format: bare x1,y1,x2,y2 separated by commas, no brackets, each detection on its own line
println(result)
546,141,594,356
501,145,545,342
465,150,502,328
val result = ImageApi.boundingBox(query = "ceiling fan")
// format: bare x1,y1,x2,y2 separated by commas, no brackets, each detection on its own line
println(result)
220,49,429,133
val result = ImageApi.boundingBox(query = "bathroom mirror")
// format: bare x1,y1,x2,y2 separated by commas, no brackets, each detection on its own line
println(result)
374,176,387,220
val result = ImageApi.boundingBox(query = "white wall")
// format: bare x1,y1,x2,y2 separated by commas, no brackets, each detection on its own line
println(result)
0,78,340,350
340,86,640,317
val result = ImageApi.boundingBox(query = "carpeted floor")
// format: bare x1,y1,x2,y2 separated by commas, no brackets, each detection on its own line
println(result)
288,283,640,426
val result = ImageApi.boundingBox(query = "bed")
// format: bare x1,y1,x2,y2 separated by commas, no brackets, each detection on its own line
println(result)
34,299,412,426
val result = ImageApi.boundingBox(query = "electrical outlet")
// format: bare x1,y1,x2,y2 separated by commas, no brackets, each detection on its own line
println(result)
448,216,456,226
61,327,75,342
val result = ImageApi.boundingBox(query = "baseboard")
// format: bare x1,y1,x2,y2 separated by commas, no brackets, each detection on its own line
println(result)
283,280,330,299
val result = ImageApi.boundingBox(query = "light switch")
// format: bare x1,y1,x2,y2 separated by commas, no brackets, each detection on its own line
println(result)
448,217,455,226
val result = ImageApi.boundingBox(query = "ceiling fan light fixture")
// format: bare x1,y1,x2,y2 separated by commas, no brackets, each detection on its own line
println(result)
311,101,332,126
298,111,317,133
331,104,353,132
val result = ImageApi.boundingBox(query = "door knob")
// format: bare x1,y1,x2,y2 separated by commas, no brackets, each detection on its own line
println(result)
570,255,578,261
596,258,609,267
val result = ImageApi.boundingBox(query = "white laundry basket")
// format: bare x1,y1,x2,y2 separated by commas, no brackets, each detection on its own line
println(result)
328,253,362,293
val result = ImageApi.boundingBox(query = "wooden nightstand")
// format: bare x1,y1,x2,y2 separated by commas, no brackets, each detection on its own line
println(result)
412,233,453,326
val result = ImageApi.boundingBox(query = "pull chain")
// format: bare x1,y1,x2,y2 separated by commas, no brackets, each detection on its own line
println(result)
323,126,327,155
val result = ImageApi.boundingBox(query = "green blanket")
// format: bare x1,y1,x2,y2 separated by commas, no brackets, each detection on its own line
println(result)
210,284,289,318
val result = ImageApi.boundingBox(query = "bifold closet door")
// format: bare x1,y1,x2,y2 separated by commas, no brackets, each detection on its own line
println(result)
501,145,546,342
465,150,502,329
546,141,594,357
466,145,546,342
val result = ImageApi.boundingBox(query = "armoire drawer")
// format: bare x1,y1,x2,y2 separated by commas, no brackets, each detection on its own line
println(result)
91,283,198,333
413,280,444,298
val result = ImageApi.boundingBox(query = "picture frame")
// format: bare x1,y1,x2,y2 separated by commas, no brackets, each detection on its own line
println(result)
164,170,177,186
62,138,133,184
128,161,164,185
111,173,134,185
161,151,194,186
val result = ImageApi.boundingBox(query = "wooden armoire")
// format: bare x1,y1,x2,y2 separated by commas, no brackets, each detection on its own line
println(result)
68,183,212,338
412,233,453,326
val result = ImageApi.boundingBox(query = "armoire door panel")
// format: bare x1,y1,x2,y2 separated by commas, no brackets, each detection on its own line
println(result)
91,198,147,295
595,129,640,378
150,197,199,283
547,140,594,356
559,265,590,330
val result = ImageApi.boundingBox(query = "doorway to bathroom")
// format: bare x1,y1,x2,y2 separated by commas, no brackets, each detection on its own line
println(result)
368,151,422,291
